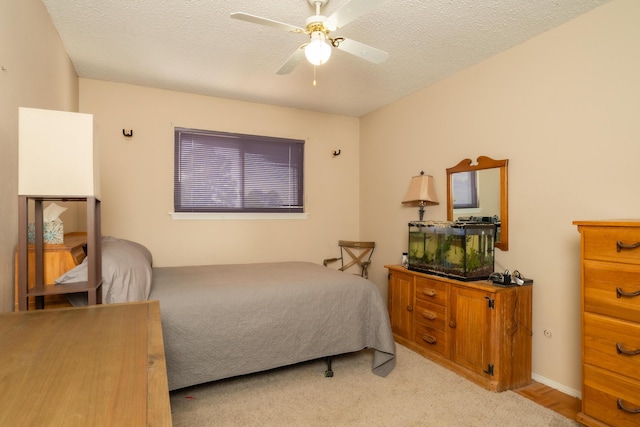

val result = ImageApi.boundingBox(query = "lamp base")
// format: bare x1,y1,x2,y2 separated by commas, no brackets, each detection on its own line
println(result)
418,205,425,221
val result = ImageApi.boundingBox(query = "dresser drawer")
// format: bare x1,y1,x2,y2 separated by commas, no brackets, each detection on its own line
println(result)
414,323,448,357
582,226,640,265
584,312,640,379
415,299,446,331
583,364,640,427
584,260,640,323
415,277,447,305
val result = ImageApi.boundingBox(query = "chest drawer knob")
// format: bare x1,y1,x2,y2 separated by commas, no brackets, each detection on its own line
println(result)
616,240,640,252
421,310,436,320
616,342,640,356
617,398,640,414
422,288,437,297
617,287,640,298
421,334,437,345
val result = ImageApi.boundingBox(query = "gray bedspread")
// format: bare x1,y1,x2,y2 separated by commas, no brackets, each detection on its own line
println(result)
149,261,396,391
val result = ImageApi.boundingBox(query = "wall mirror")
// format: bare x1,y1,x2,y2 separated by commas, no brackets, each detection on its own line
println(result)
446,156,509,251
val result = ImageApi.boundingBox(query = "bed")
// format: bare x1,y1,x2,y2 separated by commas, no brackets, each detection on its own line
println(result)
56,237,396,391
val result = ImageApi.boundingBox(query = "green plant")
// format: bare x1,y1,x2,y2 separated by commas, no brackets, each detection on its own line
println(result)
433,234,454,265
462,247,483,271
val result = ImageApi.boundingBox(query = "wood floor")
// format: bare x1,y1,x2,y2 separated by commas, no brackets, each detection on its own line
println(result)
515,380,581,421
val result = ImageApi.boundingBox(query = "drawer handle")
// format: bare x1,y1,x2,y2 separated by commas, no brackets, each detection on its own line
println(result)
616,342,640,356
616,240,640,252
617,399,640,414
617,287,640,299
422,288,437,297
421,310,437,320
422,334,437,345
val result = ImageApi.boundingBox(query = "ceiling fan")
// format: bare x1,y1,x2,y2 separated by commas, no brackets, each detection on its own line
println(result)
231,0,389,75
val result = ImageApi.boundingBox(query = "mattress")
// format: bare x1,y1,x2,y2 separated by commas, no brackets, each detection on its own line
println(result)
149,261,396,390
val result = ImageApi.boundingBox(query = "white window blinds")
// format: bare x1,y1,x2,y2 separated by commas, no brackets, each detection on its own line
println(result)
174,128,304,213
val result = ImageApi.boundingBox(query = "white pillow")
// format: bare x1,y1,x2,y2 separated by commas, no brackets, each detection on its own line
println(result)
56,236,153,305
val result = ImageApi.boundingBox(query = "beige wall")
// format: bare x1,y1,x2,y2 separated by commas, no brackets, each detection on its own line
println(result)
0,0,79,312
79,79,361,268
361,0,640,396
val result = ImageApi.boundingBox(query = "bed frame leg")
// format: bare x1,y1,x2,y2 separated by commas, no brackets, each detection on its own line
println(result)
324,357,333,377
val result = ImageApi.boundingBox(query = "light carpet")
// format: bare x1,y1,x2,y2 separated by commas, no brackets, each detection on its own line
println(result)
170,344,579,426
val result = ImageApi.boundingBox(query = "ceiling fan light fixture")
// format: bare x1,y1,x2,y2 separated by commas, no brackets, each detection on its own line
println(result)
305,31,332,65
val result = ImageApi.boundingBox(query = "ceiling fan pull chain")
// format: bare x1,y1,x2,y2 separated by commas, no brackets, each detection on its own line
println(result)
313,65,318,86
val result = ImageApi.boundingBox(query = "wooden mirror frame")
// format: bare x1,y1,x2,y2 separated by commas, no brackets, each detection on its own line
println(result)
446,156,509,251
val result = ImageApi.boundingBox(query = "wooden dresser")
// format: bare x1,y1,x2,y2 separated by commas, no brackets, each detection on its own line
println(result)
0,301,172,426
386,265,532,392
574,220,640,427
14,232,86,310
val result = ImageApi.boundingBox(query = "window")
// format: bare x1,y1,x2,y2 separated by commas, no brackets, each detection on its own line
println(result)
174,128,304,213
452,171,479,209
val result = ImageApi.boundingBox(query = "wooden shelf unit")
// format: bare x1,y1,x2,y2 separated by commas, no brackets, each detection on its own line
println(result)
386,265,532,392
17,196,102,311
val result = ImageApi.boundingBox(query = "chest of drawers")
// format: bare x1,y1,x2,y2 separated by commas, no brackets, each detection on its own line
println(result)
386,265,532,392
574,220,640,427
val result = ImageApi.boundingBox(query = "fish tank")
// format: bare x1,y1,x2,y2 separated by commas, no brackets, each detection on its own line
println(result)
407,221,495,281
456,215,501,244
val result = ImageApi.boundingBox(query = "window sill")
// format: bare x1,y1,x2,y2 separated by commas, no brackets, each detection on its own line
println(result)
169,212,309,220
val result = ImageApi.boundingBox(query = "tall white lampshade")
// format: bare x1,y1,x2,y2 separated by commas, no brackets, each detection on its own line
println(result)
18,107,100,198
402,171,439,221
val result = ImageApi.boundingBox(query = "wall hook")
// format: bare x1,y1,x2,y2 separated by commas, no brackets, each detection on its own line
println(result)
332,149,341,157
123,129,133,138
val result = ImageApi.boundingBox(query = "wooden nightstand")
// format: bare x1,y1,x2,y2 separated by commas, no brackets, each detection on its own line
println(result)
14,232,87,311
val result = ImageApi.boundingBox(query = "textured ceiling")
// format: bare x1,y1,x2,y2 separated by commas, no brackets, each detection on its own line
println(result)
41,0,610,117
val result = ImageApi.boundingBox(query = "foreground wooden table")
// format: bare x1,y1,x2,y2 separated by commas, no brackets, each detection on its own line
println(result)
0,301,172,426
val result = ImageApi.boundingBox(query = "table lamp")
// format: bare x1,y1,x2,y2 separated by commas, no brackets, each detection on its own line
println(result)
402,171,438,221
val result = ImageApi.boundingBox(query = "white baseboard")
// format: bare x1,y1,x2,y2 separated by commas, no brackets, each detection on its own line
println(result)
531,373,582,399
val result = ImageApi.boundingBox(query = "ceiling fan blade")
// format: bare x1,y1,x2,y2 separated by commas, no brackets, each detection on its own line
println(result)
326,0,388,29
336,38,388,64
276,47,306,75
230,12,305,33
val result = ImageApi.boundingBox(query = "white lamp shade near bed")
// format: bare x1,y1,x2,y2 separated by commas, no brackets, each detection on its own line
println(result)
18,107,100,198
